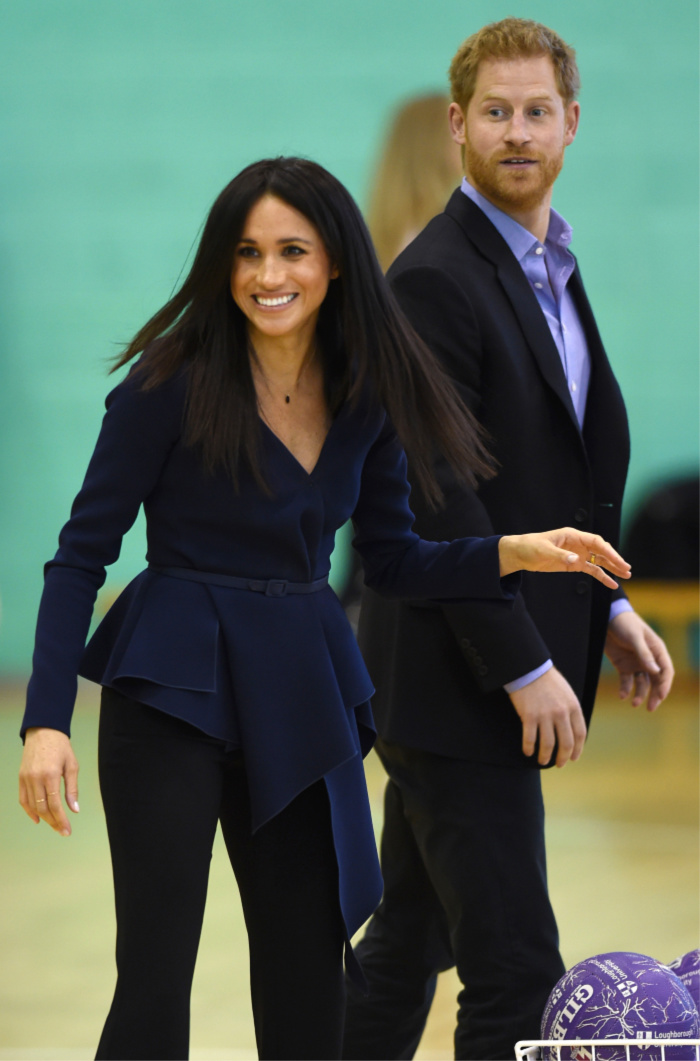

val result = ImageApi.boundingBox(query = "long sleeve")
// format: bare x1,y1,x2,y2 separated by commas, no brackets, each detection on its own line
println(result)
388,264,551,691
22,368,186,738
351,415,520,604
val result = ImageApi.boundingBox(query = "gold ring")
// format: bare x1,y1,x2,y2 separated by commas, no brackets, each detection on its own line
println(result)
36,798,46,803
589,553,597,565
47,791,58,795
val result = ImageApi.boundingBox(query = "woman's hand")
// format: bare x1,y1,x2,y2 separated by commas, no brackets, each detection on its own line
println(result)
498,528,631,588
19,728,80,837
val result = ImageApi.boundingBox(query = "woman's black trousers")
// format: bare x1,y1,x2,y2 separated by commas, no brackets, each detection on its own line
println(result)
96,687,346,1061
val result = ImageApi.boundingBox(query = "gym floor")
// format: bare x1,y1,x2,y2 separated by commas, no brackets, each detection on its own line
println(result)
1,677,697,1060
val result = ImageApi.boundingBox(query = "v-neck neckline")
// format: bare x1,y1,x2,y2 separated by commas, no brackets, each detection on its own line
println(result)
259,409,341,478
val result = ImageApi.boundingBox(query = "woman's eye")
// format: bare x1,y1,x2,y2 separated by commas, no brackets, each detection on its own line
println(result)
237,246,258,258
282,245,305,257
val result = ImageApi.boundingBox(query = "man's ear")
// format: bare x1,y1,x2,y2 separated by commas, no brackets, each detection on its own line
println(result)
448,102,467,146
564,101,580,147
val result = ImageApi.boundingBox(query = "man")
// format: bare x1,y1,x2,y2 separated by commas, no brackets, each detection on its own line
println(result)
343,18,674,1061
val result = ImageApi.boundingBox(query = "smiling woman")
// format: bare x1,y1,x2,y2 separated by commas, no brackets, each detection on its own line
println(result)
231,195,338,331
17,156,630,1061
106,157,496,503
230,195,339,469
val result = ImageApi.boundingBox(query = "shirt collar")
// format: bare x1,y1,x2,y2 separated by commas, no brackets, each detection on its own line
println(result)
460,178,573,261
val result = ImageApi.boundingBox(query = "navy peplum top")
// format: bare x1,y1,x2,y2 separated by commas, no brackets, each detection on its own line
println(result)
22,363,519,956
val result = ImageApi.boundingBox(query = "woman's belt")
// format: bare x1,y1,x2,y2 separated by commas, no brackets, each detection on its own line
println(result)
148,564,329,598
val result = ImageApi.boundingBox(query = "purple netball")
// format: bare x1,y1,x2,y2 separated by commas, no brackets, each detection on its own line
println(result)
540,952,700,1061
666,950,700,1013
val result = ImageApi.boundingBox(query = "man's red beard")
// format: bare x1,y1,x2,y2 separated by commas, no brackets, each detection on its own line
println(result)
465,140,564,212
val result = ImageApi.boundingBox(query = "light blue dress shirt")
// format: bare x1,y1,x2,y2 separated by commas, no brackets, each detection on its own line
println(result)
459,180,631,693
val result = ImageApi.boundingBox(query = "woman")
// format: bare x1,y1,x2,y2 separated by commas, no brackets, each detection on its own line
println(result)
366,93,462,271
18,157,629,1061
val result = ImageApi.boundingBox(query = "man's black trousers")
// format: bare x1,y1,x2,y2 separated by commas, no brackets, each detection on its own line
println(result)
342,738,566,1061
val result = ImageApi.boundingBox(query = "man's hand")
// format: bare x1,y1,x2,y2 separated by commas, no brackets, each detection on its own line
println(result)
605,610,674,711
19,727,80,836
508,667,587,768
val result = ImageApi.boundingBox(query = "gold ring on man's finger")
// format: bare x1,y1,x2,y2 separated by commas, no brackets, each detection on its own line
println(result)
589,553,597,564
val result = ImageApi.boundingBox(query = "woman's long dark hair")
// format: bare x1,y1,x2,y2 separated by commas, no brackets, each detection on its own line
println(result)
113,156,494,505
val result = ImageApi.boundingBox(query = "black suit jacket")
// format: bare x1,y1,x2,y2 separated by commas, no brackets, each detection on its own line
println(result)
358,190,631,768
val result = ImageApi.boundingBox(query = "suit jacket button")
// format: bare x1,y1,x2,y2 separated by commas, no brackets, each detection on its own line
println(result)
478,665,488,676
461,638,471,649
574,507,588,523
576,580,589,595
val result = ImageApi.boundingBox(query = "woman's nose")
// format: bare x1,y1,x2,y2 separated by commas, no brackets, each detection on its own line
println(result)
257,255,285,288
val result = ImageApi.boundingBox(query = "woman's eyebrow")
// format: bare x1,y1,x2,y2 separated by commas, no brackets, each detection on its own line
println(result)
237,236,313,245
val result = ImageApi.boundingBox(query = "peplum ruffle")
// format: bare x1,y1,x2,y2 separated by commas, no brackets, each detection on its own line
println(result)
80,567,382,947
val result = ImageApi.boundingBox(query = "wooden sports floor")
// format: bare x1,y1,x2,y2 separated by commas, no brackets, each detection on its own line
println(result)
1,677,697,1060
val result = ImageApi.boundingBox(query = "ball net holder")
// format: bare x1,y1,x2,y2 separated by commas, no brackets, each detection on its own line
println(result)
514,1040,700,1060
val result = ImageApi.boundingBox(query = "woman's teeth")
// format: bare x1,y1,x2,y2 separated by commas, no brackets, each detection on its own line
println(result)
254,294,297,307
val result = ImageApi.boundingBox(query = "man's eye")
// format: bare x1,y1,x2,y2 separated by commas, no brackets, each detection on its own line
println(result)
530,108,545,117
487,107,505,118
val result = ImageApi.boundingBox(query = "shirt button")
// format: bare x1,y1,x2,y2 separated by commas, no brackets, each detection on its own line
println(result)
575,507,588,523
562,324,567,333
535,246,544,255
571,381,577,392
534,282,543,289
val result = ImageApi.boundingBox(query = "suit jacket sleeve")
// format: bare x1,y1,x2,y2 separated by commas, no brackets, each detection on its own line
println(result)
389,263,551,691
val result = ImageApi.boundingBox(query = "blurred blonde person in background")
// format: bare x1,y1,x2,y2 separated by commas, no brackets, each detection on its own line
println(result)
367,94,462,272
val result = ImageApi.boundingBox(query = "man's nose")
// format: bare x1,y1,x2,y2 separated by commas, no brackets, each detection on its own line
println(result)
504,112,531,145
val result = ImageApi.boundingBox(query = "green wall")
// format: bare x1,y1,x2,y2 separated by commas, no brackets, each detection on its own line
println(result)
1,0,698,672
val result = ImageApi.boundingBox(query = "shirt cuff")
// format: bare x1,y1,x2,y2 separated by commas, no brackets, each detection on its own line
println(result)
504,659,553,694
609,598,634,622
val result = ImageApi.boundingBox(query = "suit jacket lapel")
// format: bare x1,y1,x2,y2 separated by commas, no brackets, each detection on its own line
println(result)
569,267,630,476
445,191,580,433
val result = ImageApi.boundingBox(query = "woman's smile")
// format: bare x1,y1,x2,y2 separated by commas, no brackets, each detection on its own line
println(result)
231,194,337,347
253,293,299,308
